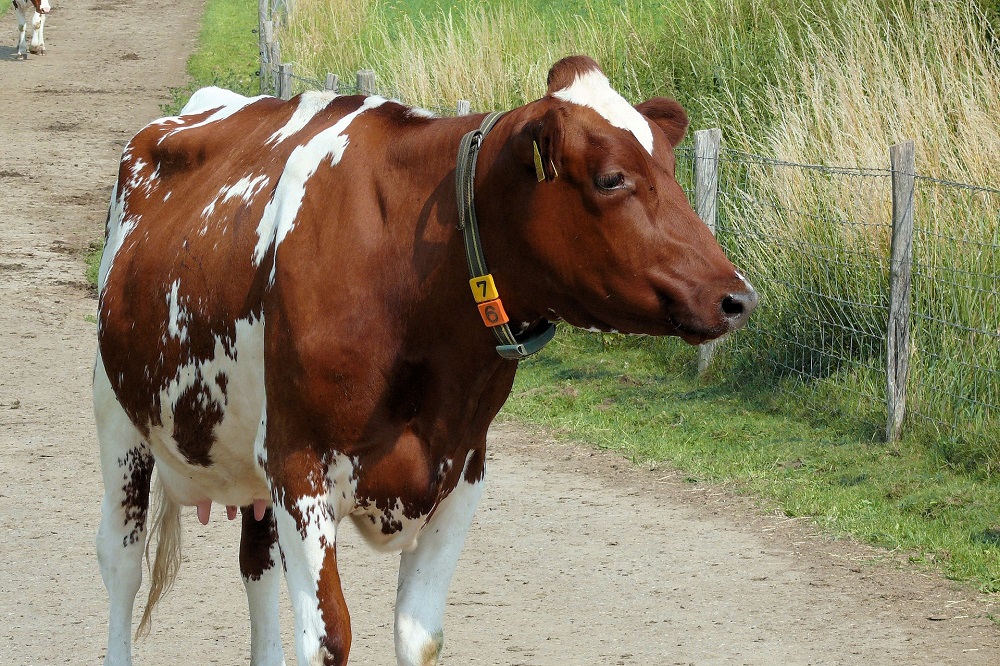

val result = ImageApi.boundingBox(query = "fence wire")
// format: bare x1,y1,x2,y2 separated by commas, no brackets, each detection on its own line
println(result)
907,177,1000,463
265,63,466,117
680,149,895,434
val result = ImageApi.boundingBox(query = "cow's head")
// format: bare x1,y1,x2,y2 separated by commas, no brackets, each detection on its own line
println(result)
29,0,50,13
479,56,757,344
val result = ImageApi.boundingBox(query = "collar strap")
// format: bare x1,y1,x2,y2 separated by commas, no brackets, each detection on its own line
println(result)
455,112,556,360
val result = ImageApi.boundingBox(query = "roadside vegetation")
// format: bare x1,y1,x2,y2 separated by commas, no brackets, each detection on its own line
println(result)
87,0,1000,593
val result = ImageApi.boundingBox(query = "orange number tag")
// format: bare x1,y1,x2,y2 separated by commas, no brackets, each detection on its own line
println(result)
477,298,509,327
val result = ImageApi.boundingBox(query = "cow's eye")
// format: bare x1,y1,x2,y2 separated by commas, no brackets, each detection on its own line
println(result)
595,172,626,191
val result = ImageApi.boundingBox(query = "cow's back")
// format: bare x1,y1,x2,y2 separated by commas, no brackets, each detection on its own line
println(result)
96,88,374,503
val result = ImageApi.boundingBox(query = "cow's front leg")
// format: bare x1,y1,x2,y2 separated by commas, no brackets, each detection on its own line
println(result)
394,474,484,666
15,8,28,58
241,505,286,666
29,10,44,54
270,455,352,666
94,361,154,666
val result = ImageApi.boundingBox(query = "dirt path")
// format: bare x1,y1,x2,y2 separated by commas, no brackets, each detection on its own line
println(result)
1,1,999,664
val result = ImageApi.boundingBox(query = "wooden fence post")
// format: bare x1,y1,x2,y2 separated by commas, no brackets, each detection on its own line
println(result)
258,0,269,94
356,70,375,95
278,63,293,101
695,128,723,376
456,100,471,116
269,36,280,96
260,19,274,95
887,140,916,442
324,73,338,92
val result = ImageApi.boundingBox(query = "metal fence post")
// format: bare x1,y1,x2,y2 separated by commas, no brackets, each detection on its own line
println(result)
695,128,723,376
887,140,916,442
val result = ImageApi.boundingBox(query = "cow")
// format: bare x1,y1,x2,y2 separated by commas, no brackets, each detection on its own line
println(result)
94,55,758,666
12,0,48,59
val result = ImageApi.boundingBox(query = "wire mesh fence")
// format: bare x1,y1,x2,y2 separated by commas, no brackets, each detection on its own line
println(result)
906,177,1000,467
702,150,892,434
677,146,1000,464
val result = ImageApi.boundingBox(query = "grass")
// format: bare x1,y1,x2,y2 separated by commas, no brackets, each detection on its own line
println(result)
161,0,259,113
504,329,1000,592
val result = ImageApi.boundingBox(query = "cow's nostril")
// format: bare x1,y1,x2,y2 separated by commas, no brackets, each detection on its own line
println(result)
721,295,744,317
720,288,759,331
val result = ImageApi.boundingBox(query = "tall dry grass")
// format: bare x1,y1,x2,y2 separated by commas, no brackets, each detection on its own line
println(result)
277,0,661,110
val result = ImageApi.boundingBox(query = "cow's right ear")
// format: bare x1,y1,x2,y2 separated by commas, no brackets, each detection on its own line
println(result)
635,97,689,147
513,107,564,183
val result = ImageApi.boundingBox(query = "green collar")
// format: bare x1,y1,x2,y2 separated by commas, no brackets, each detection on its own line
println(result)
455,112,556,360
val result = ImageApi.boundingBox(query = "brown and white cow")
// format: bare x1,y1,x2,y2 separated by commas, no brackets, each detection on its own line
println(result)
12,0,49,59
94,55,757,666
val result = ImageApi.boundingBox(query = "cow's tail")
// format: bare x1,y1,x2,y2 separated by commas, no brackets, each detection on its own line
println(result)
136,479,182,639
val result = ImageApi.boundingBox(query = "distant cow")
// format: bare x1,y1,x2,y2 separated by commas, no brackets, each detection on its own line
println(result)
94,55,757,665
12,0,48,59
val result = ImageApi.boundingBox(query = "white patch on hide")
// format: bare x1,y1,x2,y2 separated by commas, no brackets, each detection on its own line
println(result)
166,280,189,343
148,315,269,508
552,68,654,154
202,174,270,219
98,183,135,297
156,87,269,146
253,95,388,274
267,90,340,145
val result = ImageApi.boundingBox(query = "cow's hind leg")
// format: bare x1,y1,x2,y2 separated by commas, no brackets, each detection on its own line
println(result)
270,453,352,666
394,476,484,666
240,506,286,666
94,357,154,666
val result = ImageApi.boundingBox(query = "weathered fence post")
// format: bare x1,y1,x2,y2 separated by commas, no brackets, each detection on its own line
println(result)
695,128,723,376
456,100,471,116
260,19,274,95
278,63,293,101
886,140,916,442
356,70,375,95
324,73,339,92
269,36,280,96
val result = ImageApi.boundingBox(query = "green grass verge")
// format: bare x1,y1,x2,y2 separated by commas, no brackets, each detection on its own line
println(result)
161,0,260,113
503,329,1000,592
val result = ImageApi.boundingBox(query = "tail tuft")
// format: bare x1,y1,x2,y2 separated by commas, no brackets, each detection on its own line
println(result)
136,480,182,639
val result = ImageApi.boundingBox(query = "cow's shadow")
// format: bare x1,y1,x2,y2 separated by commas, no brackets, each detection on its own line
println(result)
0,45,29,61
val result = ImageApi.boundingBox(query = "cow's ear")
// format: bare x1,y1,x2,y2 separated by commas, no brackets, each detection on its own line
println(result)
635,98,689,148
513,107,564,183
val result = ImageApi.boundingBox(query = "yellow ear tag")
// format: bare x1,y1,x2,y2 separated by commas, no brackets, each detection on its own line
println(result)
532,141,545,182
